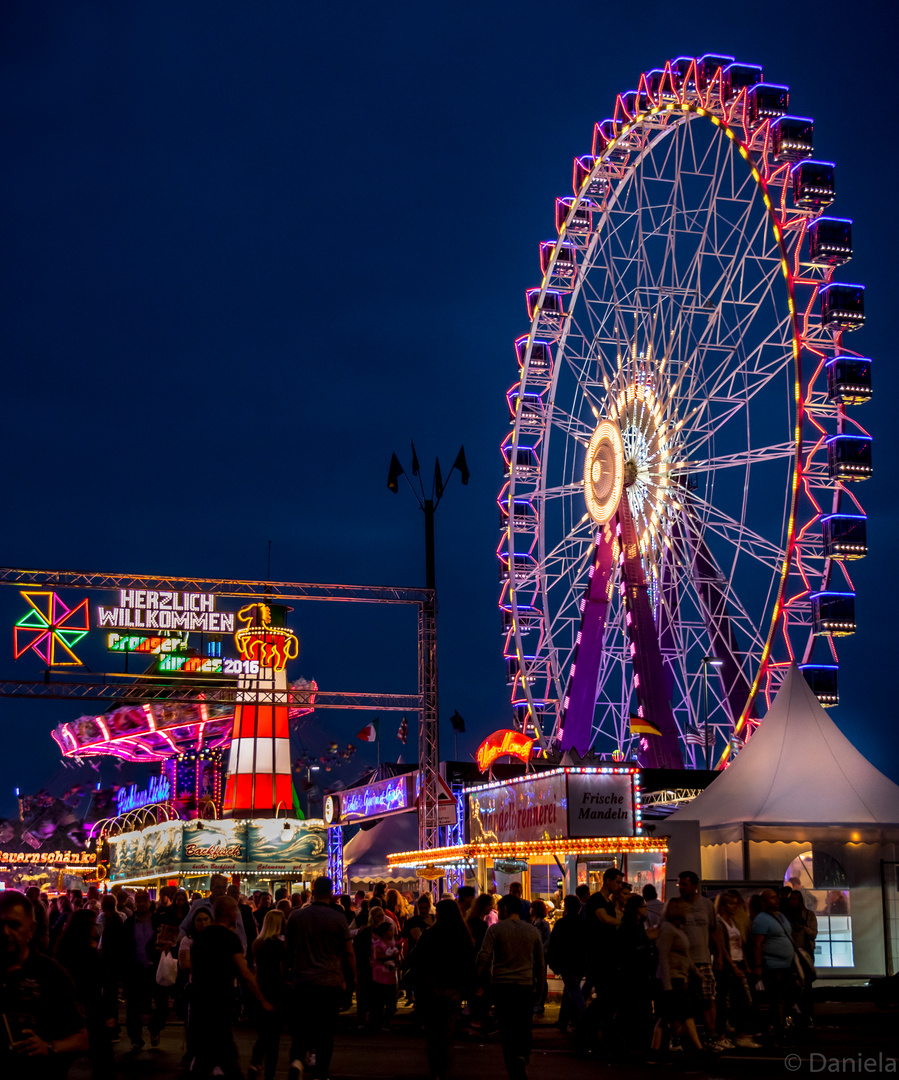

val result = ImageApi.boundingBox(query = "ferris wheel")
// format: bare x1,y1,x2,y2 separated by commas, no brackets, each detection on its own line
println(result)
500,55,871,770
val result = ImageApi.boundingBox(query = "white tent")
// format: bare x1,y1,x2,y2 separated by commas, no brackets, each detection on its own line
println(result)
668,664,899,828
667,665,899,977
342,812,420,883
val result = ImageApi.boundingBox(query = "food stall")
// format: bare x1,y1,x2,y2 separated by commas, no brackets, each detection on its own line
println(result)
103,815,327,893
387,766,668,898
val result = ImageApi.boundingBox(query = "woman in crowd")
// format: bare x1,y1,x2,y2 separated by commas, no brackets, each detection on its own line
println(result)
650,898,705,1058
178,904,212,1068
384,888,405,931
370,919,400,1031
714,890,760,1049
617,893,658,1045
56,908,114,1079
354,905,385,1028
465,893,494,954
411,898,475,1080
530,899,552,1016
352,900,370,931
401,894,436,1008
50,893,74,949
249,910,287,1080
785,889,818,1026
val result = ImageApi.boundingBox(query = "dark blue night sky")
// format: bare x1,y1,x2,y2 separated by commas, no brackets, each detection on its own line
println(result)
1,1,896,814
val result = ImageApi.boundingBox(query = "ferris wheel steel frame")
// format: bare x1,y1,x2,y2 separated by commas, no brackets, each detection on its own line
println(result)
501,56,870,768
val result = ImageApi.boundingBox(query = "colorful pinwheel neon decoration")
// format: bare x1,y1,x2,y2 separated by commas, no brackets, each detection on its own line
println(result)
14,591,90,666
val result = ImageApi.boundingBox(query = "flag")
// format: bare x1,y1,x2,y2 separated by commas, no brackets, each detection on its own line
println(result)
434,458,444,499
683,724,706,746
630,714,661,737
411,441,420,477
453,445,470,485
449,709,465,733
397,715,408,745
387,453,404,494
357,718,380,743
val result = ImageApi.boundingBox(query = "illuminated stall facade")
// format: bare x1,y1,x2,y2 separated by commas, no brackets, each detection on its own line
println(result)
105,816,327,890
388,766,669,897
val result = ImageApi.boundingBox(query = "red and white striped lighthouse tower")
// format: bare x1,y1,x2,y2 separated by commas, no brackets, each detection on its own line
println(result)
222,602,298,818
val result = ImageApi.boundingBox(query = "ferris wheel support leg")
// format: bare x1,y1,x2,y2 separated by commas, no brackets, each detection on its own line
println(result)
558,524,617,754
617,498,684,769
678,510,758,732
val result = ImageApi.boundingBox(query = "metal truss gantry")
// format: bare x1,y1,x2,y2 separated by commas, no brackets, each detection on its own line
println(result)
0,568,439,839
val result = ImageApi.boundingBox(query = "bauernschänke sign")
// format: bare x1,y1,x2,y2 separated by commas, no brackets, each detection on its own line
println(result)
469,770,638,845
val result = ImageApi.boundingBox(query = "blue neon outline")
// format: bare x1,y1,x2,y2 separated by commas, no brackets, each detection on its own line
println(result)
818,282,865,294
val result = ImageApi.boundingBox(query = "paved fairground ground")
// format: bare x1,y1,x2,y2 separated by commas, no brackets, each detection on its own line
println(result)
69,988,899,1079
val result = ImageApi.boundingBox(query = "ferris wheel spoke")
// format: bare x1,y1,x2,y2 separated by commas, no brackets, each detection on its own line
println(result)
672,441,795,475
678,491,787,574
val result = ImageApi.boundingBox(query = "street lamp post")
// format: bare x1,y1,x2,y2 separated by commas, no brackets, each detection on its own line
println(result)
388,443,469,859
701,655,724,769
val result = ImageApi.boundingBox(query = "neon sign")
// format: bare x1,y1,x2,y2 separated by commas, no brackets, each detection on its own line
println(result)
0,850,96,866
157,656,260,675
14,591,90,667
96,590,234,633
234,603,298,671
115,775,172,816
184,842,242,861
475,729,535,772
107,632,190,654
340,775,410,822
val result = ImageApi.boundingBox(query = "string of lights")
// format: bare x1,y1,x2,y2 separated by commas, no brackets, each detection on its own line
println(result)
387,834,667,868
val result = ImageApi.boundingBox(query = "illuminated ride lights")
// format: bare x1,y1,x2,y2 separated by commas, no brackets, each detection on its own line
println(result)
14,590,90,666
502,55,870,768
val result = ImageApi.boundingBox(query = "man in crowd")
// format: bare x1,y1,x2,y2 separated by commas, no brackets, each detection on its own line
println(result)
190,895,272,1078
456,885,475,919
0,890,88,1079
547,894,587,1031
24,886,50,952
580,867,623,1046
477,893,545,1080
673,870,727,1049
179,873,248,952
254,891,273,931
751,888,796,1042
509,881,531,923
286,875,356,1080
642,883,664,927
226,883,258,957
123,888,168,1052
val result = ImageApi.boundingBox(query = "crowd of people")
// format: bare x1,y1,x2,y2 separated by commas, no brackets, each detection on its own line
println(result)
0,868,821,1080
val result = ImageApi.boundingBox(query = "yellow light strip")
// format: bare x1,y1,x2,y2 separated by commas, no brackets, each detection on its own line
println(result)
387,835,668,867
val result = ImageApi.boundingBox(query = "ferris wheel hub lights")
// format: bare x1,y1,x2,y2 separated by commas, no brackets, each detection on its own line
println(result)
584,420,625,524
